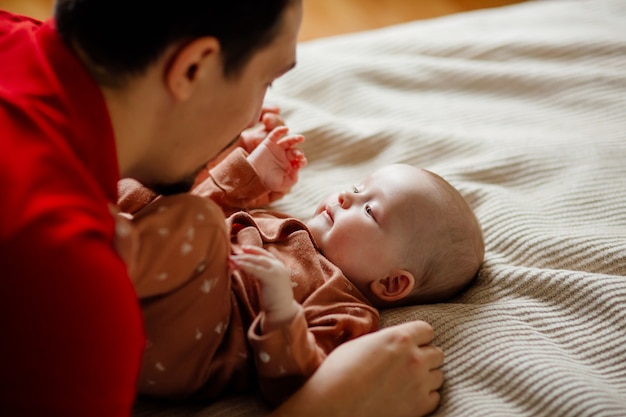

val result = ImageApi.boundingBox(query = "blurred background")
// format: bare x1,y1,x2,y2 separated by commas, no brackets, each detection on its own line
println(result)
0,0,526,41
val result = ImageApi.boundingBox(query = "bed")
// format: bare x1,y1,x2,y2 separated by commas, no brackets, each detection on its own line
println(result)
134,0,626,415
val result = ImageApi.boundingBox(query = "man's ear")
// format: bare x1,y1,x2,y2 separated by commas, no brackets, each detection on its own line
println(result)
165,37,221,101
370,270,415,303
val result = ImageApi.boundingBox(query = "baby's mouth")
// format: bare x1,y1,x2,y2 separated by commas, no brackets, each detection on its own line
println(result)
324,203,334,223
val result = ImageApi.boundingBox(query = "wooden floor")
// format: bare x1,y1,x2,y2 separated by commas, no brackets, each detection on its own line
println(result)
0,0,526,41
299,0,526,41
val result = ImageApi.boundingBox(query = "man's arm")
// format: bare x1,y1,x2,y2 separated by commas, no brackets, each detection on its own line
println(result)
269,321,444,417
3,211,144,417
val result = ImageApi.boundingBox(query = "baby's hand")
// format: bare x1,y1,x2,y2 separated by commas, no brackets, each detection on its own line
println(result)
240,106,285,153
247,126,307,194
230,245,299,332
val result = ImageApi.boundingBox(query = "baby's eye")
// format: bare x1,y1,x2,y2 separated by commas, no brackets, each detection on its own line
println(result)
352,186,359,193
365,204,374,217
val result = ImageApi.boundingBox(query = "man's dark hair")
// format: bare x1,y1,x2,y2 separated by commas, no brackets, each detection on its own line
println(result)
55,0,292,86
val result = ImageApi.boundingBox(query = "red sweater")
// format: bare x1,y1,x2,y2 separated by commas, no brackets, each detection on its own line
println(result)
0,13,144,416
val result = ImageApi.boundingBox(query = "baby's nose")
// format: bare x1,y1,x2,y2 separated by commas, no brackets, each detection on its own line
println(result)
338,191,352,208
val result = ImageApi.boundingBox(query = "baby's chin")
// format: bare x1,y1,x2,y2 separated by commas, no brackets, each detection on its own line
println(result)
305,218,325,251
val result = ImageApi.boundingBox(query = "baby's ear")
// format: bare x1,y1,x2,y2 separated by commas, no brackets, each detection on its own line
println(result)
370,271,415,303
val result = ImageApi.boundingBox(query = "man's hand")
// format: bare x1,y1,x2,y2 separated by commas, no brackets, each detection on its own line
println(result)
271,320,444,417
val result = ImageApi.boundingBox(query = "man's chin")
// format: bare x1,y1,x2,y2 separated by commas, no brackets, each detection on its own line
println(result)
147,177,195,196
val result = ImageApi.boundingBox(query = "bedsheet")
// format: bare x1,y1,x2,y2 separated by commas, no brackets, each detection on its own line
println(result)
134,0,626,415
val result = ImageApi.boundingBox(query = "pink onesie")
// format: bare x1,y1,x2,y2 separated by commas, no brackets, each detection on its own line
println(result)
119,148,379,406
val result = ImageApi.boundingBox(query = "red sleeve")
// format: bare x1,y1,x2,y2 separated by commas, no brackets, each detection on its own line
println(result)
2,208,145,417
1,13,144,416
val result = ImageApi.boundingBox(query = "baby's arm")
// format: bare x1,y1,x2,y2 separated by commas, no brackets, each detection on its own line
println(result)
230,246,322,405
229,245,299,331
192,127,306,213
193,105,285,187
247,126,307,197
229,246,380,407
113,194,228,299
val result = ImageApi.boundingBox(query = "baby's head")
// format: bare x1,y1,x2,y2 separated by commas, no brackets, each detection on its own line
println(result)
306,164,484,308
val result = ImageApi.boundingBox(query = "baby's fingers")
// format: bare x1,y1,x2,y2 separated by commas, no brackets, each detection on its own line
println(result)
231,246,277,270
276,134,305,149
265,126,290,144
230,250,288,283
230,253,272,271
240,244,273,257
262,111,285,131
287,148,307,168
264,127,305,148
230,253,275,279
260,105,281,116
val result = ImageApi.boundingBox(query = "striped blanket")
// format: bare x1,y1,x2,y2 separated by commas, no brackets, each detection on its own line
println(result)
135,0,626,415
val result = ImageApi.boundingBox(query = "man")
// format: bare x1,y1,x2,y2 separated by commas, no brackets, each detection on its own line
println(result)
0,1,443,416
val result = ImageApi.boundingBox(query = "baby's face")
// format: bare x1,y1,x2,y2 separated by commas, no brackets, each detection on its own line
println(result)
306,164,439,296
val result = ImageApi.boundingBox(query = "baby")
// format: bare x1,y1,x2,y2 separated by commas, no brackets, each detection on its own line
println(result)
117,123,484,406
